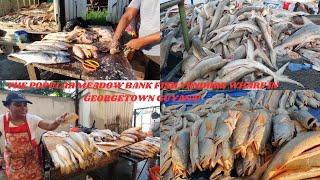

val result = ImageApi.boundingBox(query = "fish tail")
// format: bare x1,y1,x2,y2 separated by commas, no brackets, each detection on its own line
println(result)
275,75,304,88
276,62,290,76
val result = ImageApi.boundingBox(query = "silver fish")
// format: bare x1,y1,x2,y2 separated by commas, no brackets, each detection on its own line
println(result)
9,51,70,65
275,23,320,56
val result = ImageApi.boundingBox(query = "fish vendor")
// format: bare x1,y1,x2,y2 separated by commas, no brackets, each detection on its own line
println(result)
0,92,70,179
111,0,160,80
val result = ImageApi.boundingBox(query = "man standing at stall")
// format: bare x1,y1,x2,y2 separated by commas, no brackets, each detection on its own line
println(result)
110,0,160,80
0,92,70,179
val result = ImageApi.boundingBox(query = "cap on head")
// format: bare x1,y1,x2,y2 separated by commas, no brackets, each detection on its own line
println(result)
2,91,33,107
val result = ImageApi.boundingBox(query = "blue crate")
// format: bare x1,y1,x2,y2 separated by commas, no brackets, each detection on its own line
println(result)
14,30,29,43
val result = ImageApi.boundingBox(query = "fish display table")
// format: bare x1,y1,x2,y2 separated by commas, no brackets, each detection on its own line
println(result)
42,135,132,179
8,52,137,80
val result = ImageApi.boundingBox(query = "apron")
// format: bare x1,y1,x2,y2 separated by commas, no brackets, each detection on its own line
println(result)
3,113,43,180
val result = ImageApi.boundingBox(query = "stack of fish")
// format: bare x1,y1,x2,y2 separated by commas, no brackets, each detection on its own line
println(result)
8,39,71,65
44,131,69,138
66,26,113,45
0,3,56,32
50,132,110,174
89,129,120,146
73,44,98,59
120,137,160,159
8,25,114,65
119,127,146,143
160,90,320,179
161,0,320,87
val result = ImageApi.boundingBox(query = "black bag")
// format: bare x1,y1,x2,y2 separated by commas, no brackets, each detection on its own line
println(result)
63,17,88,32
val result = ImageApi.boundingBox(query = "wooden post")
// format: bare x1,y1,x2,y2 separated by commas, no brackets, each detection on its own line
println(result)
26,65,40,80
178,0,190,51
75,80,79,126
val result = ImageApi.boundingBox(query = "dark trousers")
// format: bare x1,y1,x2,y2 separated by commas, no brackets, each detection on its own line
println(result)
145,55,160,80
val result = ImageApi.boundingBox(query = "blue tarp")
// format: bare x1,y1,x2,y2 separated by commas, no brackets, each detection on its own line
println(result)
163,90,320,119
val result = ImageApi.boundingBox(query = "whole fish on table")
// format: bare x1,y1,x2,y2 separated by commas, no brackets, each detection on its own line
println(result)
9,51,70,65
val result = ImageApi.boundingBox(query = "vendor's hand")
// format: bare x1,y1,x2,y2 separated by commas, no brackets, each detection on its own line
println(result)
55,113,69,124
110,40,120,55
125,38,145,51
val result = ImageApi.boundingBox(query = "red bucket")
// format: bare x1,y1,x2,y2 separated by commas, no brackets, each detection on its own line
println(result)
283,2,291,10
149,166,160,180
70,127,79,132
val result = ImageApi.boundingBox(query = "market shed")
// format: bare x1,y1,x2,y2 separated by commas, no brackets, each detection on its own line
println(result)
79,88,135,133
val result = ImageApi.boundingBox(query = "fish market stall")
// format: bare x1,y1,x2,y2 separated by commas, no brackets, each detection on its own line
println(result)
43,136,130,179
119,137,160,180
161,90,320,179
6,26,137,80
42,127,149,179
161,0,320,89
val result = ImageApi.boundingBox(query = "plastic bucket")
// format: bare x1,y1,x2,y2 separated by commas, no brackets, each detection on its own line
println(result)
149,166,160,180
283,2,291,10
14,30,29,43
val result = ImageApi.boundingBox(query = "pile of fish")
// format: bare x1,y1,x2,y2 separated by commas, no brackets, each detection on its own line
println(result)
8,39,71,65
73,44,98,59
161,0,320,87
119,127,146,143
89,129,120,146
44,131,69,138
120,137,160,159
39,26,113,48
160,90,320,179
42,26,113,46
8,26,114,65
0,3,56,32
50,132,110,174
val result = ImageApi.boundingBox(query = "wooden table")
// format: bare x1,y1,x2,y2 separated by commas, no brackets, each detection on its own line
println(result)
42,136,132,180
8,52,137,80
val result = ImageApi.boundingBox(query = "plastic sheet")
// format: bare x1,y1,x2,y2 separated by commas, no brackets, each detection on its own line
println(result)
98,53,136,80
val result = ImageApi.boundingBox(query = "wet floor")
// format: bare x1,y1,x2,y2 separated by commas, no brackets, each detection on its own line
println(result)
0,55,28,80
0,157,157,180
68,157,157,180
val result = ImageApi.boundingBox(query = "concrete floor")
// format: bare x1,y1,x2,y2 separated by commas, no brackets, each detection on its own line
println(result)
0,157,157,180
0,55,28,80
85,157,154,180
47,157,157,180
